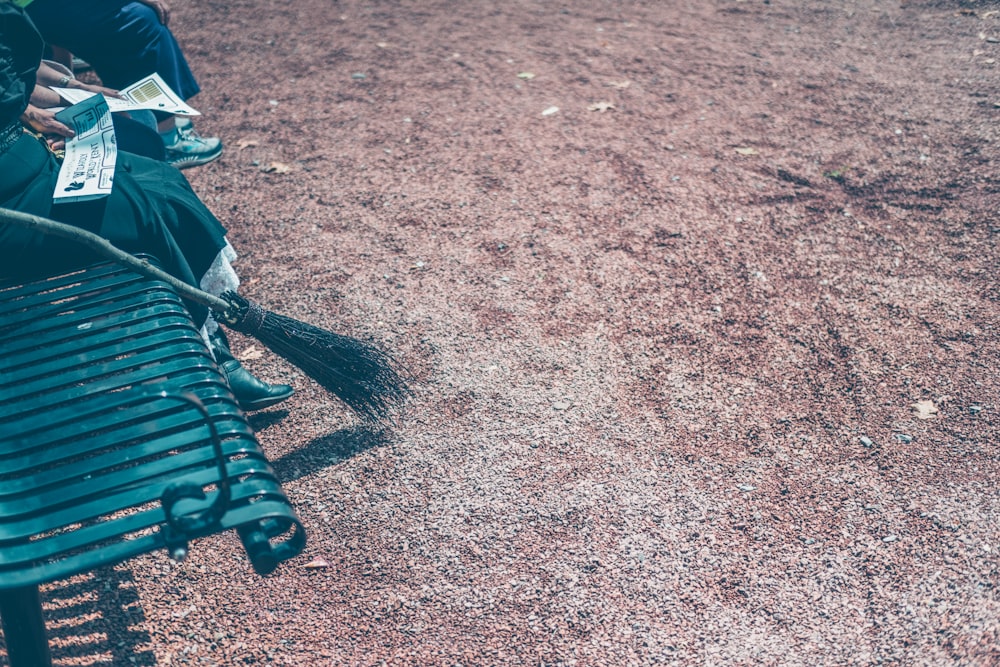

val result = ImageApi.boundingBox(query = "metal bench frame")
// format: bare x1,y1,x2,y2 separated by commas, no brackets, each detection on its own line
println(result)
0,259,306,666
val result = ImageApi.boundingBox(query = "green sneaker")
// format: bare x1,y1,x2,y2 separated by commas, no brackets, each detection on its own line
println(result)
175,117,222,151
163,121,223,169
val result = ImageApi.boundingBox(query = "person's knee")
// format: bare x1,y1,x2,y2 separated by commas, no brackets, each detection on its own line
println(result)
117,2,173,45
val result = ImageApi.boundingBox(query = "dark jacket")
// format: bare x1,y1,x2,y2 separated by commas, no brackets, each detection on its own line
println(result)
0,4,227,325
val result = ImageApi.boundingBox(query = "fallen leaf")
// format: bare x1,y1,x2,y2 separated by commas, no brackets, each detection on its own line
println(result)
236,138,259,149
606,80,631,89
517,72,536,79
734,147,759,156
238,346,264,361
261,162,291,174
304,557,332,569
911,400,939,419
587,101,615,112
541,106,560,116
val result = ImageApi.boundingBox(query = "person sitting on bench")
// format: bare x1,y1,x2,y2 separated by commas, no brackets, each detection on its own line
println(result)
22,58,167,161
0,3,291,411
22,0,223,169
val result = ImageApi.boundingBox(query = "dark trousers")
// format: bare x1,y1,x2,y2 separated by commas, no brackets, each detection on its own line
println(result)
0,135,227,325
27,0,201,120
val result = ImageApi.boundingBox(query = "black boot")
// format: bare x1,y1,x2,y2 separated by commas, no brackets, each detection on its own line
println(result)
208,329,294,411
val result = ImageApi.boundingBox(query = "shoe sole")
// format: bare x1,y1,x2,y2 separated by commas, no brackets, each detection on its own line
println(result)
167,146,224,170
238,386,294,412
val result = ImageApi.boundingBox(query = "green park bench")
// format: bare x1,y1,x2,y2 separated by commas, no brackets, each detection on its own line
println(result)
0,258,306,666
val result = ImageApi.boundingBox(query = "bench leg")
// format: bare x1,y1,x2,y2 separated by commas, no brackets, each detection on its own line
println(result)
0,586,52,667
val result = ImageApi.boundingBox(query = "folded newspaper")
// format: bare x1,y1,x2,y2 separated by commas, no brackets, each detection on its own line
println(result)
53,94,116,203
52,73,200,117
50,74,202,202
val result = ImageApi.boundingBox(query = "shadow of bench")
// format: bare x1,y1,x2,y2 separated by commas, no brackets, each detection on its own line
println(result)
0,259,306,666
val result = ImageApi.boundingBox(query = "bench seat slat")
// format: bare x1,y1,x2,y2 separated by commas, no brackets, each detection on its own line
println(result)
0,431,271,519
1,405,250,476
0,501,302,591
0,455,285,544
1,291,189,347
0,260,306,589
1,311,198,375
0,267,148,320
0,380,238,445
3,349,222,412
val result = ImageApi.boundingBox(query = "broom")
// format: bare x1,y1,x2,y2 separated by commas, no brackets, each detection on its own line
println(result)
0,207,410,422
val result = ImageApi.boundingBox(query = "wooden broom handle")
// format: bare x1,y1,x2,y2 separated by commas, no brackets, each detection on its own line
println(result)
0,207,231,313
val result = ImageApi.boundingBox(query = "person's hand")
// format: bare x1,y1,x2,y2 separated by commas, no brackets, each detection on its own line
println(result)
46,136,67,152
67,80,123,100
20,104,75,139
137,0,170,25
36,62,125,100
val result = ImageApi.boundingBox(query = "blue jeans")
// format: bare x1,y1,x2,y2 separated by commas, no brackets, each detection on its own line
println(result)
27,0,201,120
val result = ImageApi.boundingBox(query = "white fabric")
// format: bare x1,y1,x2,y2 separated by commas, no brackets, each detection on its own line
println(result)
198,241,240,351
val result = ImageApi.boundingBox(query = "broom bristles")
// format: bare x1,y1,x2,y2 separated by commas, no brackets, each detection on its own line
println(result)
217,291,410,422
0,210,410,420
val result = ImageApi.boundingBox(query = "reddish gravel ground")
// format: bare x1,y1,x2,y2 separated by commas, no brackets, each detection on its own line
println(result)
4,0,1000,665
